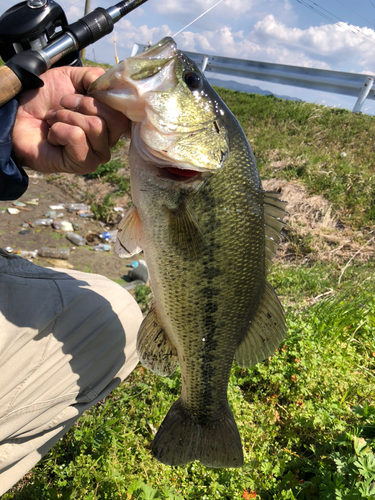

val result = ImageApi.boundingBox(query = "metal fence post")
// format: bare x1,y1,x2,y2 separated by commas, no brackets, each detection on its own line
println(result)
201,56,208,72
352,77,374,113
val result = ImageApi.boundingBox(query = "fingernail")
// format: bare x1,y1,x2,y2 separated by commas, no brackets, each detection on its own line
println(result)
60,94,83,110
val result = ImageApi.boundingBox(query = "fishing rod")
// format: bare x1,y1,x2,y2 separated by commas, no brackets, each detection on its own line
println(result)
0,0,147,106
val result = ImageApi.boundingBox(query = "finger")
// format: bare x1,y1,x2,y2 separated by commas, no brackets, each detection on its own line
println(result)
69,66,106,93
60,94,130,147
47,121,110,174
50,66,106,95
46,108,111,163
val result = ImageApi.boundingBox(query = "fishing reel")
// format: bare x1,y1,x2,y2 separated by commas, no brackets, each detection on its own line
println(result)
0,0,147,103
0,0,82,69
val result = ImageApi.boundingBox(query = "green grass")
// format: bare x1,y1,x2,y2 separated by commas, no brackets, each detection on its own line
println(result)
5,275,375,499
214,90,375,228
84,139,131,220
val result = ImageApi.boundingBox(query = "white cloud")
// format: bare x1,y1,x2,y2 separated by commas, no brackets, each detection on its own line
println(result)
176,25,330,69
105,20,172,60
252,14,375,69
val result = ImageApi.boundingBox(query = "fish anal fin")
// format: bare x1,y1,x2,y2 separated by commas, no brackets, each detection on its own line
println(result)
115,205,143,258
167,195,204,260
152,399,243,468
137,306,178,376
235,281,287,367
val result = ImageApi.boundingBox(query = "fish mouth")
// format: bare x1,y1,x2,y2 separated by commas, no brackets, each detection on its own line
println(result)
88,37,178,123
88,37,228,178
159,166,203,183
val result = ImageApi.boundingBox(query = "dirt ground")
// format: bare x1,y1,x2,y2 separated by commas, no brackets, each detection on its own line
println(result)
1,169,373,283
0,171,136,283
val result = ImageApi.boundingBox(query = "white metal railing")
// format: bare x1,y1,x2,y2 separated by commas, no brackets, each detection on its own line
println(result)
131,43,374,113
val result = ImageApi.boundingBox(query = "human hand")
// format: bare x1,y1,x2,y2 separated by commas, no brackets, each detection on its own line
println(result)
12,66,130,174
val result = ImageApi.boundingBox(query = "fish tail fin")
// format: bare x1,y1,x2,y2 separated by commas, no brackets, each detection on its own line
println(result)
152,398,243,468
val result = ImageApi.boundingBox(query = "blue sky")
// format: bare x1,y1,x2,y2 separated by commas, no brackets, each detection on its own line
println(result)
2,0,375,113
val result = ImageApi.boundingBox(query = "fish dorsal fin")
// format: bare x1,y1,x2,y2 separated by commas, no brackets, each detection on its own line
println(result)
263,191,287,275
115,205,143,258
167,195,204,260
137,306,178,376
234,280,287,367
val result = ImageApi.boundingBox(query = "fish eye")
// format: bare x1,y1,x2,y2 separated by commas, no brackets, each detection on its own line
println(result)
184,71,201,89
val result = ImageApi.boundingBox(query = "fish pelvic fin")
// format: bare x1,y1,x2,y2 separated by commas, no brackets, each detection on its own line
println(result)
167,195,204,260
263,191,287,275
115,205,143,258
235,280,287,367
152,398,243,468
137,306,178,376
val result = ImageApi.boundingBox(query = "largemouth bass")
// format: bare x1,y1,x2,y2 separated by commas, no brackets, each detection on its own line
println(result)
89,37,287,468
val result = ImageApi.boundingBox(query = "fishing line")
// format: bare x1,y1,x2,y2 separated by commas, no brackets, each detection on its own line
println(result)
173,0,225,37
296,0,375,46
332,0,375,30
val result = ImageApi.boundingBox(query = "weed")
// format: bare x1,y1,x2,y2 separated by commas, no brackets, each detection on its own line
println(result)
85,149,130,196
90,194,116,223
134,284,152,314
85,159,124,180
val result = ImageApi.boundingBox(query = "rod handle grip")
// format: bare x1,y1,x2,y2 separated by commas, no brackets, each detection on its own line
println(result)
0,66,23,107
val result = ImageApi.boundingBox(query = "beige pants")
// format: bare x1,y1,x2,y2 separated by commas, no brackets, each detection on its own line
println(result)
0,249,143,496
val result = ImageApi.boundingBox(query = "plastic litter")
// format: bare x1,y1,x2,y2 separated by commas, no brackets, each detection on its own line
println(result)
13,201,26,207
45,210,57,218
340,152,347,158
114,207,124,212
15,250,38,259
127,260,148,282
67,203,89,213
38,247,70,260
52,221,62,230
49,204,65,210
31,218,53,227
60,221,74,232
65,232,86,246
7,208,20,215
26,199,39,206
93,243,111,252
100,230,118,243
77,210,94,218
5,247,13,253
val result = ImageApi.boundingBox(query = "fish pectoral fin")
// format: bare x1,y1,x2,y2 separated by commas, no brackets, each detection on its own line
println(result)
115,205,143,258
263,191,287,275
137,306,178,376
167,195,204,260
235,281,287,367
152,399,243,468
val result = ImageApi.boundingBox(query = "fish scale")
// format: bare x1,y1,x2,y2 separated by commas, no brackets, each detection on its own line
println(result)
89,36,287,468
